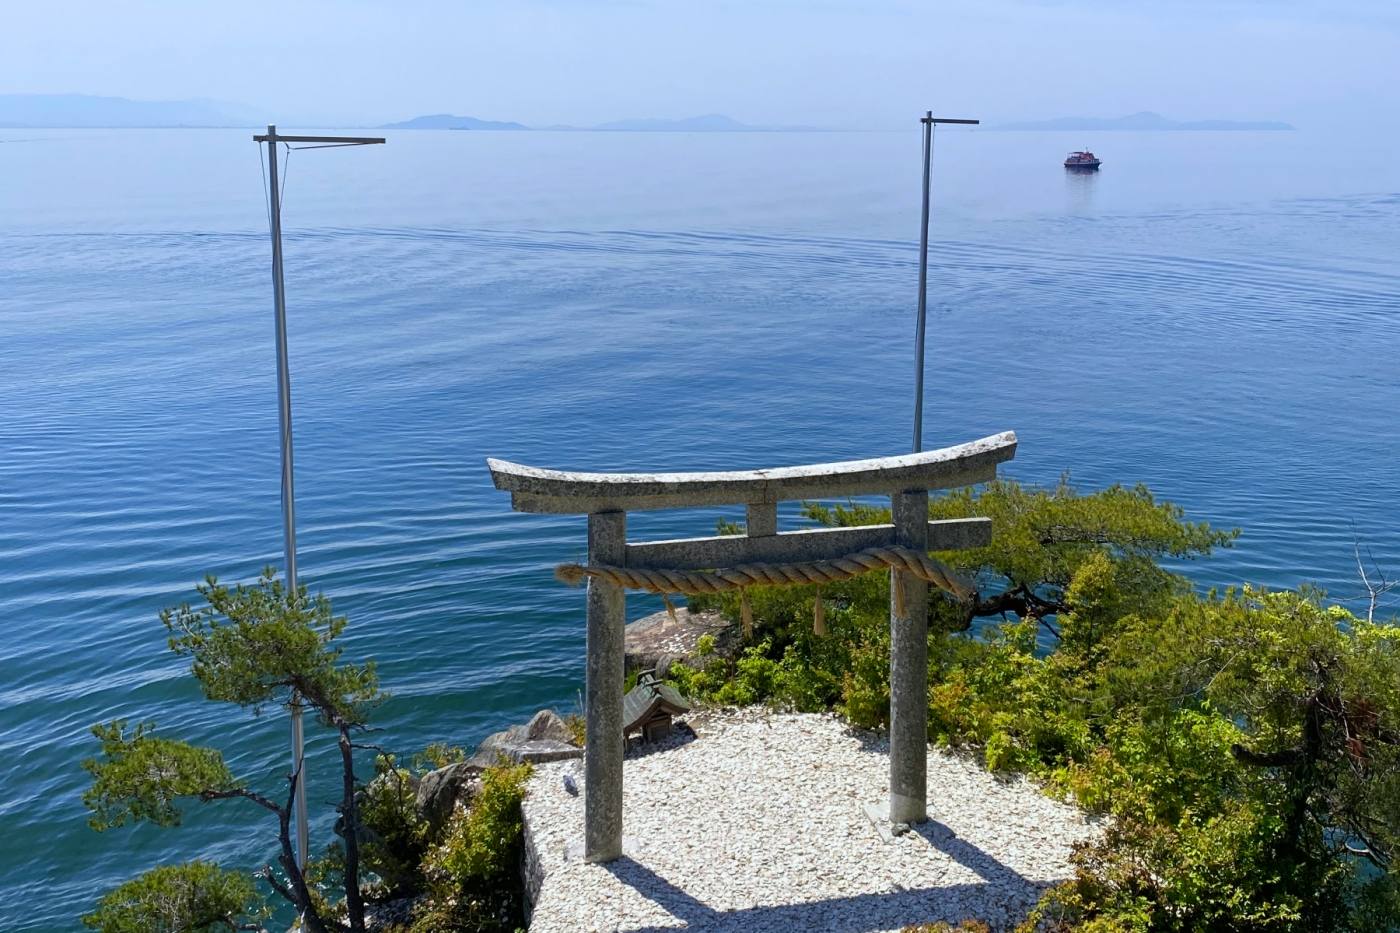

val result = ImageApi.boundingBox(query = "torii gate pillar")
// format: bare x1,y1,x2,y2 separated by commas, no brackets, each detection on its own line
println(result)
584,510,626,861
889,488,930,824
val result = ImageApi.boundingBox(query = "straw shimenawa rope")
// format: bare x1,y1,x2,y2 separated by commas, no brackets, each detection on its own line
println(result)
555,545,972,638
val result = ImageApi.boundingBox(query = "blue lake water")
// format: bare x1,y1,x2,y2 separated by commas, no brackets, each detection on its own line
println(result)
1,127,1398,929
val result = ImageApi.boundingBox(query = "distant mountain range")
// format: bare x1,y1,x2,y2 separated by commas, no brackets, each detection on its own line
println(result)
994,111,1294,131
1,95,827,132
15,96,1290,135
0,94,262,128
380,112,821,132
379,113,529,130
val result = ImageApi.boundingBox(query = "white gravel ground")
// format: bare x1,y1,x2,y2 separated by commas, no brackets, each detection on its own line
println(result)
522,708,1100,933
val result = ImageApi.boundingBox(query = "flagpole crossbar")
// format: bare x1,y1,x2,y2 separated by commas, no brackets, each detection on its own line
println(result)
253,133,386,145
919,117,979,126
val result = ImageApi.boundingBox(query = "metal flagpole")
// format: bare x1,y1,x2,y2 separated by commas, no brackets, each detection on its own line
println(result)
911,112,979,453
255,124,385,870
912,113,933,454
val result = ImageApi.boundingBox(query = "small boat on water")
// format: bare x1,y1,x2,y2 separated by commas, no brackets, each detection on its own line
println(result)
1064,150,1102,170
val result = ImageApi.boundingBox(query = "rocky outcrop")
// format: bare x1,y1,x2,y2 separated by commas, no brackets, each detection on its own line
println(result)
524,709,574,744
469,709,582,767
415,761,484,835
624,607,737,676
416,711,584,833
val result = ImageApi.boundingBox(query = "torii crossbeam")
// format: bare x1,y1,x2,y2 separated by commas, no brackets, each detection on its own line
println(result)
488,430,1017,861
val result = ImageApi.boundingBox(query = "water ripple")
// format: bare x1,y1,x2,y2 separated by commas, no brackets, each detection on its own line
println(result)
1,177,1397,931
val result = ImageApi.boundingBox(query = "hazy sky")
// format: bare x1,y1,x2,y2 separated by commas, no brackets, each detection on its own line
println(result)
5,1,1397,129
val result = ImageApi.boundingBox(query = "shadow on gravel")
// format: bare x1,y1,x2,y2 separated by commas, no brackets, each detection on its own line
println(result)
910,818,1031,888
602,836,1048,933
624,721,698,759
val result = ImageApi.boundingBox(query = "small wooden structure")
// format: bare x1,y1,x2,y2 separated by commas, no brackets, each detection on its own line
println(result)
488,430,1016,862
623,671,690,743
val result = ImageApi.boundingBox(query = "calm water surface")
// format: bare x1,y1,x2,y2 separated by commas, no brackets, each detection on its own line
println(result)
1,128,1398,929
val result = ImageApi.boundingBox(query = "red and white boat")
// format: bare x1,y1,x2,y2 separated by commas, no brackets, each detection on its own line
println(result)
1064,150,1102,169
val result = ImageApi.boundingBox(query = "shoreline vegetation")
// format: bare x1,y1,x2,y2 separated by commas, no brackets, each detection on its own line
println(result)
79,478,1398,931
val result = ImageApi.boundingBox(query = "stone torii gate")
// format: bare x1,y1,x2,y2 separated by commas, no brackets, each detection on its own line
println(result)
488,430,1016,862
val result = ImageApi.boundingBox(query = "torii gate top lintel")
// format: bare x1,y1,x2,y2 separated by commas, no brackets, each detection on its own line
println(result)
487,430,1017,514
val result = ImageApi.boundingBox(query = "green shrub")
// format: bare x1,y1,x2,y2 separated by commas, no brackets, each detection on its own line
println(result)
413,762,533,932
81,861,263,932
413,743,467,771
563,712,586,747
359,754,432,896
841,640,891,728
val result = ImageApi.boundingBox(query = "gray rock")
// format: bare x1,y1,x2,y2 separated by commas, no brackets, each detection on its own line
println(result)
526,709,575,745
465,709,585,768
624,607,737,676
415,761,484,834
477,722,527,758
475,724,583,766
514,739,585,763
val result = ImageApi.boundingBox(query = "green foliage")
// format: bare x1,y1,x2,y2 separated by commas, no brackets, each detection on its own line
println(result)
922,476,1234,591
81,861,263,933
82,721,236,831
413,762,534,932
562,712,587,747
161,568,380,726
1032,805,1343,932
952,592,1398,930
424,762,532,886
841,639,892,728
358,755,432,896
666,636,848,713
995,588,1400,931
84,571,391,933
682,477,1234,726
413,742,467,771
682,569,889,721
672,478,1400,929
